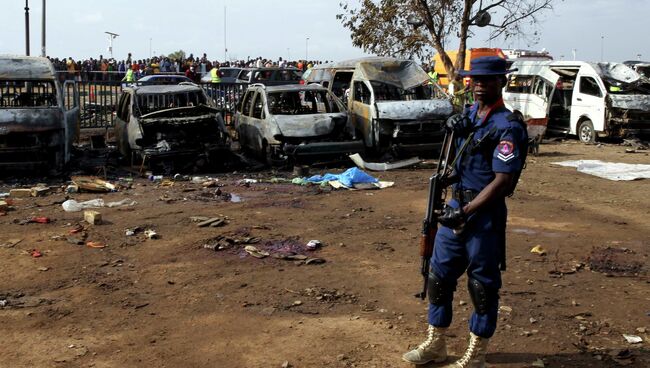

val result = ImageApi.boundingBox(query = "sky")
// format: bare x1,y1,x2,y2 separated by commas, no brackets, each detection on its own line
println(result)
0,0,648,63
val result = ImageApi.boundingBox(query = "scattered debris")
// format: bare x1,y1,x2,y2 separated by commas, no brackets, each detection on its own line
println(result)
306,239,322,250
125,227,141,237
197,217,225,228
30,249,42,258
9,189,32,198
30,186,51,197
62,198,136,212
144,229,159,240
349,153,421,171
0,238,23,248
244,245,270,259
530,245,547,256
71,176,118,192
531,358,545,367
86,241,106,249
622,334,643,344
29,217,51,224
62,199,104,212
106,199,137,208
84,210,102,225
302,167,394,190
305,258,326,265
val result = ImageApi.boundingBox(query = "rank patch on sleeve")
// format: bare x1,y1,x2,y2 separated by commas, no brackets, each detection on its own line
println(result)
497,140,515,162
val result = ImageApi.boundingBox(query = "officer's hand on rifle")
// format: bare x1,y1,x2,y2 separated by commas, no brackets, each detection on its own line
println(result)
438,205,466,230
444,114,471,136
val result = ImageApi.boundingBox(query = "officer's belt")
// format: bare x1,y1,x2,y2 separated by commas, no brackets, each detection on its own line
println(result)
452,189,480,203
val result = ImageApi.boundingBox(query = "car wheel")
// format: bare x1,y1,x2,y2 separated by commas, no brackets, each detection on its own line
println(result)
578,119,596,144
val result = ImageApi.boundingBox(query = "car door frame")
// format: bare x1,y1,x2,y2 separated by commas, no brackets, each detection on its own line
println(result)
349,77,375,148
62,80,80,163
570,66,606,135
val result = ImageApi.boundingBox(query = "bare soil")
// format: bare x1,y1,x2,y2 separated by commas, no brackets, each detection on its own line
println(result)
1,140,649,368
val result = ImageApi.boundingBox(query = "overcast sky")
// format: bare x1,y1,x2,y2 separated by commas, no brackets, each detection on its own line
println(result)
0,0,648,63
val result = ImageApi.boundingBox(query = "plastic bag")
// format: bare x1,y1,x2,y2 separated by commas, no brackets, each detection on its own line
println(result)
106,199,137,208
61,199,105,212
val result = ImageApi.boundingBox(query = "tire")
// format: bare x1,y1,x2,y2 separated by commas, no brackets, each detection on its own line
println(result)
578,119,596,144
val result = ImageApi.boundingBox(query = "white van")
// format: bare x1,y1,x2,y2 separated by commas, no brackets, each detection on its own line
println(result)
503,60,650,143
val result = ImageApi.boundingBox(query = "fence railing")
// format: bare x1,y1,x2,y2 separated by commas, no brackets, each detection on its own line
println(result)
62,79,247,129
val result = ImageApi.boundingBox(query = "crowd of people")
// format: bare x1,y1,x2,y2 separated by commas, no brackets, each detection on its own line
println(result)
48,53,328,82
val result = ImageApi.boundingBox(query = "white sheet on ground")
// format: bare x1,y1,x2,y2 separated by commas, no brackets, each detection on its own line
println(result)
553,160,650,181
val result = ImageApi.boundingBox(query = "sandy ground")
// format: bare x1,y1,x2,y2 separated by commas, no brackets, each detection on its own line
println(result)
0,140,649,368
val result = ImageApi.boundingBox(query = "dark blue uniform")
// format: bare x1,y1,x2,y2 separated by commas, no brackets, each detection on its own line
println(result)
428,100,527,338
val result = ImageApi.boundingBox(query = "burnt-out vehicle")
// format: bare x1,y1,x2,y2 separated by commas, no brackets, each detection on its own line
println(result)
305,57,454,156
113,83,230,172
234,84,363,164
0,56,79,174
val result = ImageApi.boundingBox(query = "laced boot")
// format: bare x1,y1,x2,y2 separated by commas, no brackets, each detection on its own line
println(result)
443,332,489,368
402,325,448,365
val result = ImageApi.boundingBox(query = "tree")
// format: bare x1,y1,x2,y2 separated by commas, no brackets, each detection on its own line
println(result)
168,50,186,61
338,0,556,80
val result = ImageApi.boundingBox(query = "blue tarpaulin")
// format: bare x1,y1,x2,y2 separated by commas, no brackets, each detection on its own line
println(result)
305,167,379,188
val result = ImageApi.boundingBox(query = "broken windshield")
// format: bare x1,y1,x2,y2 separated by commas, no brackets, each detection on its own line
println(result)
370,81,428,101
0,80,58,108
267,90,342,115
596,63,650,95
135,91,208,116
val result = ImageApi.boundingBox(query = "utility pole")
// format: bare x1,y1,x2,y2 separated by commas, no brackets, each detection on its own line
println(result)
25,0,30,56
305,37,310,61
572,48,577,61
149,38,152,58
41,0,46,57
224,6,227,62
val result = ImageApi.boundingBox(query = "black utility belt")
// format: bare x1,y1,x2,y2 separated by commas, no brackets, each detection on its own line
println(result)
452,189,479,203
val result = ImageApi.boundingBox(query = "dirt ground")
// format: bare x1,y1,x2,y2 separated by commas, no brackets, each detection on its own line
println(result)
1,140,649,368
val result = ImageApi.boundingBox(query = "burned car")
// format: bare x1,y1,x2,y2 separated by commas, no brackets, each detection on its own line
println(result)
234,84,363,164
113,83,230,172
305,57,454,156
0,56,79,174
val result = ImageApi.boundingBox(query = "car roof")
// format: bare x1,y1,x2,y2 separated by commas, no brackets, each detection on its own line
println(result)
126,84,202,95
0,55,56,80
249,84,328,93
240,67,300,71
139,75,189,80
311,57,407,70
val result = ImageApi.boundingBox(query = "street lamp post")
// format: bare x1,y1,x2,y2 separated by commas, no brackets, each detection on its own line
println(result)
41,0,46,57
25,0,30,56
305,37,310,61
105,31,119,59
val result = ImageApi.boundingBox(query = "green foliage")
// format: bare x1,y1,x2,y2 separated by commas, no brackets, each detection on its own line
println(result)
338,0,555,79
168,50,186,61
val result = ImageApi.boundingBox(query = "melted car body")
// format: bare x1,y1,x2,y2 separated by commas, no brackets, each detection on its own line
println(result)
113,84,230,171
234,84,363,164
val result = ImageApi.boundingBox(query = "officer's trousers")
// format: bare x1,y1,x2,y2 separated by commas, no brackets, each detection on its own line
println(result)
427,202,506,338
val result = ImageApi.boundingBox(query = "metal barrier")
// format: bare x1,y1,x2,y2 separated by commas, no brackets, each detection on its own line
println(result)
60,76,248,129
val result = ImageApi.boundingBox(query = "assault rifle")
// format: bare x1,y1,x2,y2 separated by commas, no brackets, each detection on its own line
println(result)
415,126,476,300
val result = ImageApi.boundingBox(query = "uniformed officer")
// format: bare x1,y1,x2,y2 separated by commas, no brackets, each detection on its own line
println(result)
403,56,528,368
